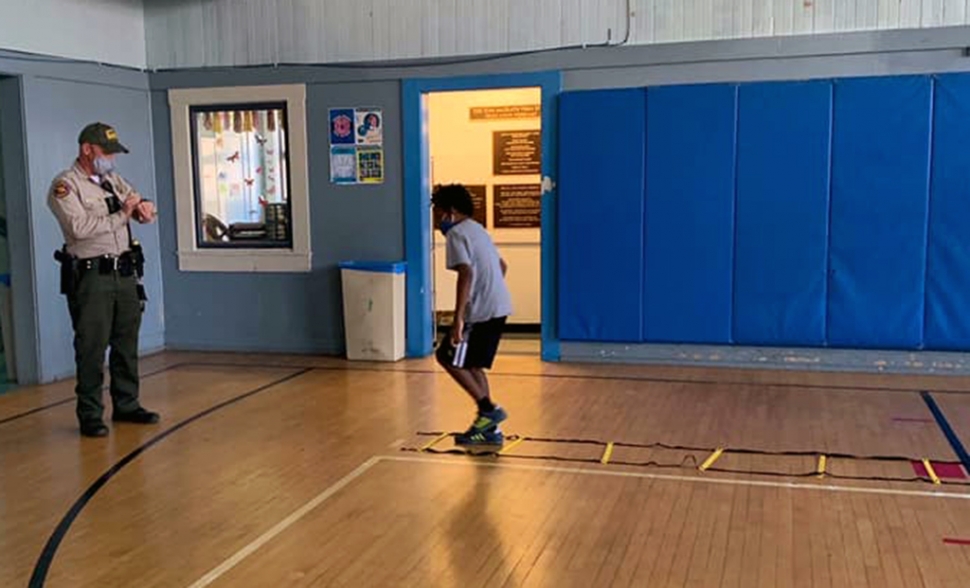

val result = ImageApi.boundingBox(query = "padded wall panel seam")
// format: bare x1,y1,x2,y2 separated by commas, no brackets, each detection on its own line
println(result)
922,78,936,350
925,73,970,350
558,88,646,342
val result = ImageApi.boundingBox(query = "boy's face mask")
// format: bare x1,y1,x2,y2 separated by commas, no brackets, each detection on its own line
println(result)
439,216,456,235
436,208,456,235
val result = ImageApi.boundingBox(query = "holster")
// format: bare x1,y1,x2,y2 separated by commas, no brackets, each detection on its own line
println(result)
53,246,76,296
130,240,147,311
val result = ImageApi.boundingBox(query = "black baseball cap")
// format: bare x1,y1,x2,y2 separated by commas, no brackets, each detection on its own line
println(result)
78,122,129,154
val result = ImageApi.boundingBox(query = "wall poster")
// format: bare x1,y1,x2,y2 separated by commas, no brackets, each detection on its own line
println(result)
465,184,488,227
493,130,541,175
493,184,542,228
355,109,383,144
330,146,358,184
329,107,385,184
356,146,384,183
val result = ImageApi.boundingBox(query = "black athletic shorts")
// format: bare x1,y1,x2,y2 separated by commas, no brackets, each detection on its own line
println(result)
436,316,507,370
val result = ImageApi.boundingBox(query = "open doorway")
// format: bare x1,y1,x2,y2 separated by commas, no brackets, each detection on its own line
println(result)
427,87,542,356
402,72,560,361
0,78,17,392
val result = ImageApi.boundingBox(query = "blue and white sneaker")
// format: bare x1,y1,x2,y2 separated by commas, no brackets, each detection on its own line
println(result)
468,406,508,434
455,427,505,447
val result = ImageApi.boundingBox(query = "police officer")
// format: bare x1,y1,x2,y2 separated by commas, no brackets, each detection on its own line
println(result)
47,122,160,438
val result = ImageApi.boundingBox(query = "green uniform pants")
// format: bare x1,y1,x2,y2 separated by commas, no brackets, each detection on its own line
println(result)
67,270,142,423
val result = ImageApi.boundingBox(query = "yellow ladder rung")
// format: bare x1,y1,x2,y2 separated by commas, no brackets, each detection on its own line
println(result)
420,432,450,452
601,442,615,465
922,458,942,485
699,448,724,471
499,437,526,455
817,455,827,478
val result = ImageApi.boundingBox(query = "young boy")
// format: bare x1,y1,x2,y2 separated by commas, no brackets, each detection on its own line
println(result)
432,184,513,447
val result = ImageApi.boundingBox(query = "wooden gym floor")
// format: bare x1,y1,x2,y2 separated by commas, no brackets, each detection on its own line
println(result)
3,351,970,587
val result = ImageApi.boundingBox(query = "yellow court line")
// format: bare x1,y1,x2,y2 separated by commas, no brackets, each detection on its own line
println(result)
420,432,450,452
817,455,827,478
699,448,724,471
499,437,526,455
922,458,942,485
601,442,615,465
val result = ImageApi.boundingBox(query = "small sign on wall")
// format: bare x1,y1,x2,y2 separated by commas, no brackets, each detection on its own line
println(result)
470,105,541,120
330,145,358,184
493,130,541,176
494,184,541,228
466,185,488,227
355,109,383,144
329,107,385,184
329,109,355,144
357,146,384,183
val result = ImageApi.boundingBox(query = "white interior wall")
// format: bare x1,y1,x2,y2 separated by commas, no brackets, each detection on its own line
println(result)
144,0,970,69
0,0,146,69
428,88,542,325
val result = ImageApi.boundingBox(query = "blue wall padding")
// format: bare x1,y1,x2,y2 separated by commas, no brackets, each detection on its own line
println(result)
827,76,931,348
558,88,646,341
733,81,832,346
925,74,970,349
643,84,737,343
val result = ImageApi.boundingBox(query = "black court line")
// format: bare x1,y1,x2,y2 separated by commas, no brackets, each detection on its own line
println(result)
0,363,188,428
922,391,970,472
6,357,970,430
27,367,312,588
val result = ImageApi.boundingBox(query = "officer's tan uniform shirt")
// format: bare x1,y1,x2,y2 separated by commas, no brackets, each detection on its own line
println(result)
47,161,138,259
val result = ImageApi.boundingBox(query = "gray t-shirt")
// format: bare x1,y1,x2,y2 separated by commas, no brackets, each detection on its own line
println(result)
445,219,513,324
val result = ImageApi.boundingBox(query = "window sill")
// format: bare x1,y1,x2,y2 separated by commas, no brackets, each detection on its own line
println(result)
177,249,311,273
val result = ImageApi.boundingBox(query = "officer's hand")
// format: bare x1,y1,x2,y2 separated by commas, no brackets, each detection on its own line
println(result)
134,200,156,223
121,196,141,218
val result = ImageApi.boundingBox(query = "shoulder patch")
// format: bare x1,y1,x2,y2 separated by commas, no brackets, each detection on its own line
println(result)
53,181,71,199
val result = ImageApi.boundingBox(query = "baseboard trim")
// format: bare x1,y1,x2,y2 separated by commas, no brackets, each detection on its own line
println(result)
560,342,970,375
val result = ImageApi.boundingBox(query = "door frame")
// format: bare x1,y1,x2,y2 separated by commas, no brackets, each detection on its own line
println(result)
0,74,36,385
402,71,562,360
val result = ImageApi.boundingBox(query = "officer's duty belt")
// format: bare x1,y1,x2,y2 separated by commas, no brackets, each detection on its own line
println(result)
77,252,136,277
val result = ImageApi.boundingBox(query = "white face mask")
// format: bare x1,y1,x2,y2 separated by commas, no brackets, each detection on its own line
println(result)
93,156,114,176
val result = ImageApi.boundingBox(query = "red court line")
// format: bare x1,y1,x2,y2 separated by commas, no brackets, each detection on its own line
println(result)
892,417,934,423
943,538,970,546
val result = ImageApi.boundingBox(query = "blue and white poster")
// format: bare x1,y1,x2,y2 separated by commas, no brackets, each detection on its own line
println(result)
355,109,383,145
329,108,355,145
330,146,357,184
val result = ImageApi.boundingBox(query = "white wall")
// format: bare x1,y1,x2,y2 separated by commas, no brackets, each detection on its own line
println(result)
145,0,970,69
428,88,542,325
0,0,146,69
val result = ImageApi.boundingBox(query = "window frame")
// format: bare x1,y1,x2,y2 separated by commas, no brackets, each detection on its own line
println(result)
169,84,311,272
188,101,294,250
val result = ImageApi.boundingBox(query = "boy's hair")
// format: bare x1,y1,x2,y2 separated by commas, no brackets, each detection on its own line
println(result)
431,183,475,217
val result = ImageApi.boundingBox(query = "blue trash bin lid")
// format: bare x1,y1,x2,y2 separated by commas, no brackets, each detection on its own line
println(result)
338,261,406,274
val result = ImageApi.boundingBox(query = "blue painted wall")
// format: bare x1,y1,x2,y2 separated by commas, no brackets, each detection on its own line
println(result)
0,53,163,383
0,75,38,383
558,73,970,353
22,76,165,381
153,82,403,353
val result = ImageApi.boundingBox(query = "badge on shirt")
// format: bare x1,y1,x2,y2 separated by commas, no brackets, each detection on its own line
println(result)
54,181,71,199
